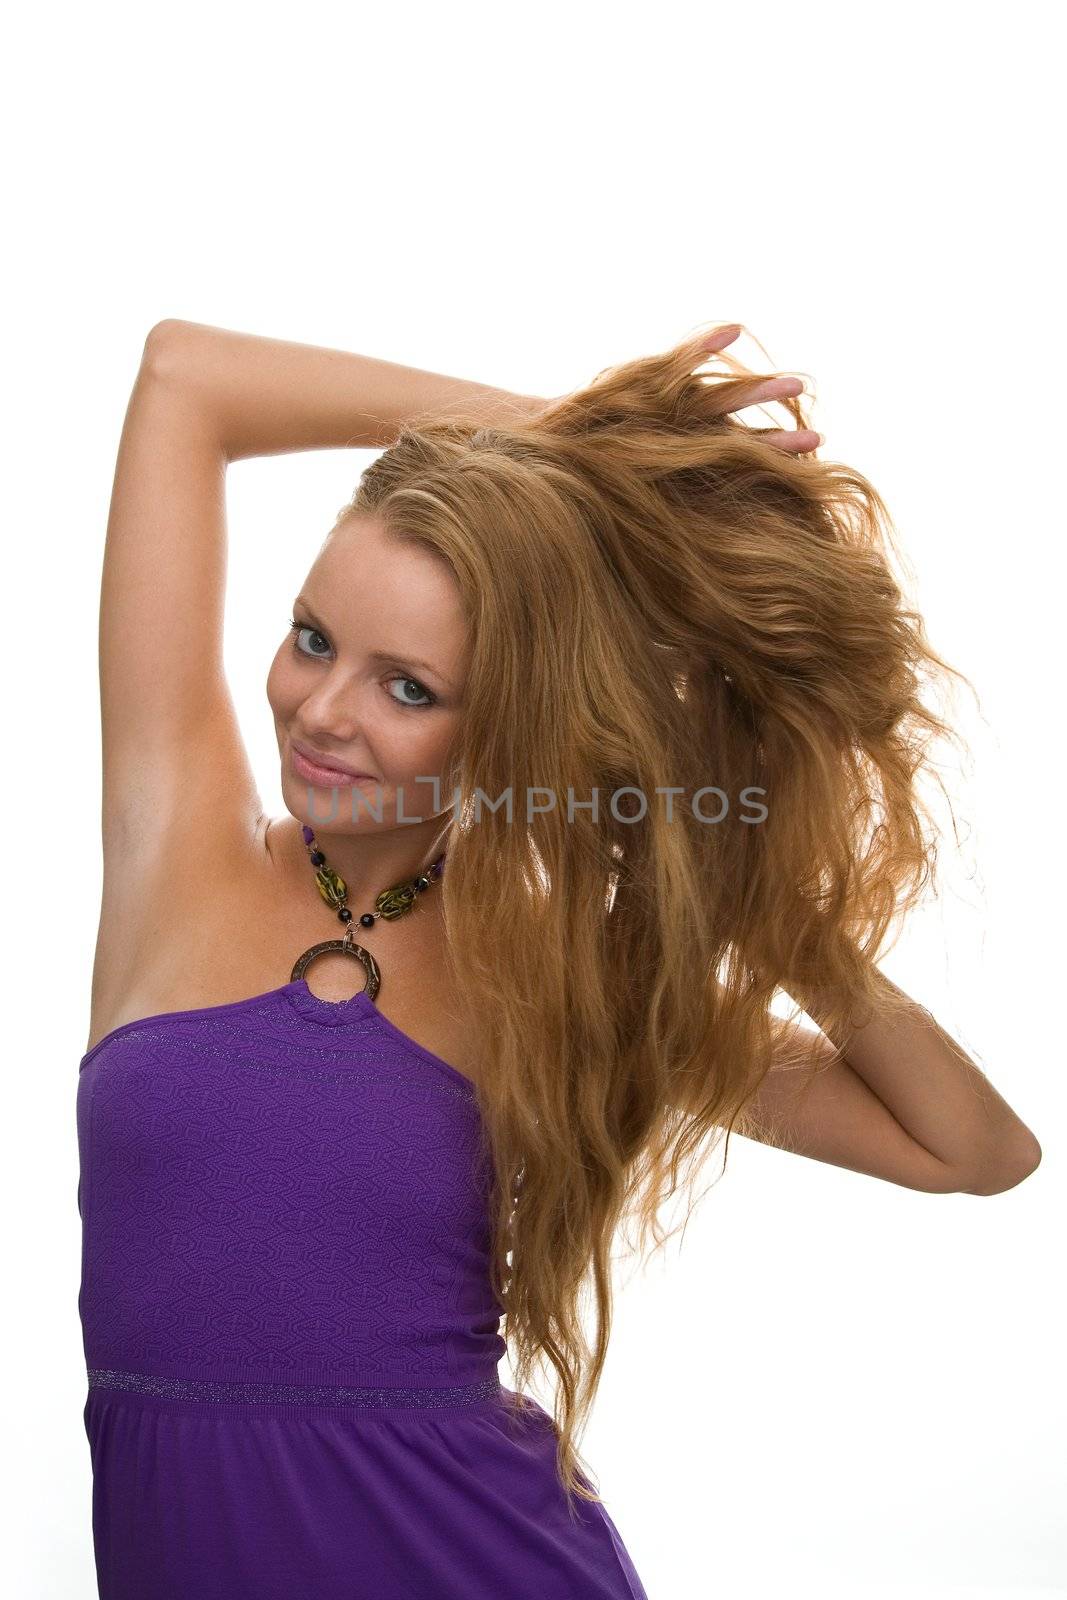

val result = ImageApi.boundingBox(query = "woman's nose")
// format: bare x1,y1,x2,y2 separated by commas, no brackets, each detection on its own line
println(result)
299,672,362,734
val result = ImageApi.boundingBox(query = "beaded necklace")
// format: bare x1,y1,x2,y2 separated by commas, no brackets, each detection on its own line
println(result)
290,822,446,1003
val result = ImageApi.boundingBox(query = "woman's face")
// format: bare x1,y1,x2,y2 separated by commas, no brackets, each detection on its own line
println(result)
266,514,470,833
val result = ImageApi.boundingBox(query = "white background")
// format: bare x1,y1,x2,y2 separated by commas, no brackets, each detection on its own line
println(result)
3,2,1063,1596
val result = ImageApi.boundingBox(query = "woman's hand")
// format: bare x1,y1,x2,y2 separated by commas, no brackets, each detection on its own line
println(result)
521,322,822,454
697,322,822,454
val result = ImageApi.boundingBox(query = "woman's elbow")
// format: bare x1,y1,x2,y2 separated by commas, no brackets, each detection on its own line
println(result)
959,1131,1042,1196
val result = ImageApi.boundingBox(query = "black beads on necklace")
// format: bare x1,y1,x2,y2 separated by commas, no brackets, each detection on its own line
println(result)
300,823,446,932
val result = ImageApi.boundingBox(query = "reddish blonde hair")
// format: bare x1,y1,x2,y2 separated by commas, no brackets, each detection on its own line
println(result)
341,324,972,1507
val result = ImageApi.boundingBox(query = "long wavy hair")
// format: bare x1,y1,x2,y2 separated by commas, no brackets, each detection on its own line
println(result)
341,323,973,1508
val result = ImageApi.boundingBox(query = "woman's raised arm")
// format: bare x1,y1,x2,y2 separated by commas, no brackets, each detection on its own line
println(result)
93,318,813,1000
147,318,547,460
97,320,545,868
87,318,549,1036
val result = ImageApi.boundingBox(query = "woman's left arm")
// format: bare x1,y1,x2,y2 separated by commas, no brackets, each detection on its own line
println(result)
762,969,1043,1196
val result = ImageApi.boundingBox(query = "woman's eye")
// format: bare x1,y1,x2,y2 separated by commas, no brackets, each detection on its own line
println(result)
388,676,435,710
288,621,434,709
289,621,330,657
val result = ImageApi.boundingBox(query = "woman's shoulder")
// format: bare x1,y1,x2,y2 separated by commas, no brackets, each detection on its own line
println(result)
83,809,281,1054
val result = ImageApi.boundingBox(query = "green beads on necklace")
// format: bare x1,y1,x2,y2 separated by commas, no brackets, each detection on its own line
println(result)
314,864,348,911
374,882,420,921
300,823,447,933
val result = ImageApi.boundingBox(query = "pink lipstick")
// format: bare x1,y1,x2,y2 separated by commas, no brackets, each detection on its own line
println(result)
289,740,378,788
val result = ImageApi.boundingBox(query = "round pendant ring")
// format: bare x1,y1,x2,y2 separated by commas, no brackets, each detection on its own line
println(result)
290,939,382,1002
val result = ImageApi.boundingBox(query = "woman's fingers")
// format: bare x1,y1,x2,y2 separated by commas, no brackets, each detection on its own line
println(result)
733,373,806,406
758,426,824,453
732,374,819,450
699,323,745,354
693,330,822,451
762,374,805,399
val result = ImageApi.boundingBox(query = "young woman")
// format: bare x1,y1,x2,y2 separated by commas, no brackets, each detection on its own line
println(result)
76,318,1041,1599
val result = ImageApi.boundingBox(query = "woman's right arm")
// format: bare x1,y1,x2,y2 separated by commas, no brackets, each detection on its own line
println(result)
92,320,544,1026
98,321,545,868
145,318,547,460
98,327,262,875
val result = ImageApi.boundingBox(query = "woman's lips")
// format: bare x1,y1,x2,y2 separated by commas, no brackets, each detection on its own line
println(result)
289,741,378,787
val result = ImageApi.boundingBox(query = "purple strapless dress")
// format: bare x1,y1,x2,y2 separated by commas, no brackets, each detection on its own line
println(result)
76,978,649,1599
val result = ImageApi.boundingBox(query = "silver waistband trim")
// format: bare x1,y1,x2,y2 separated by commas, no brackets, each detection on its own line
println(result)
87,1367,503,1409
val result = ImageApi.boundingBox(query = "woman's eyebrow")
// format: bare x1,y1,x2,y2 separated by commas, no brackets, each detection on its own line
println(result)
293,598,455,687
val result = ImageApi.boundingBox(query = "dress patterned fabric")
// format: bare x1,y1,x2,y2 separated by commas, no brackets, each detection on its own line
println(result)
76,977,649,1598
